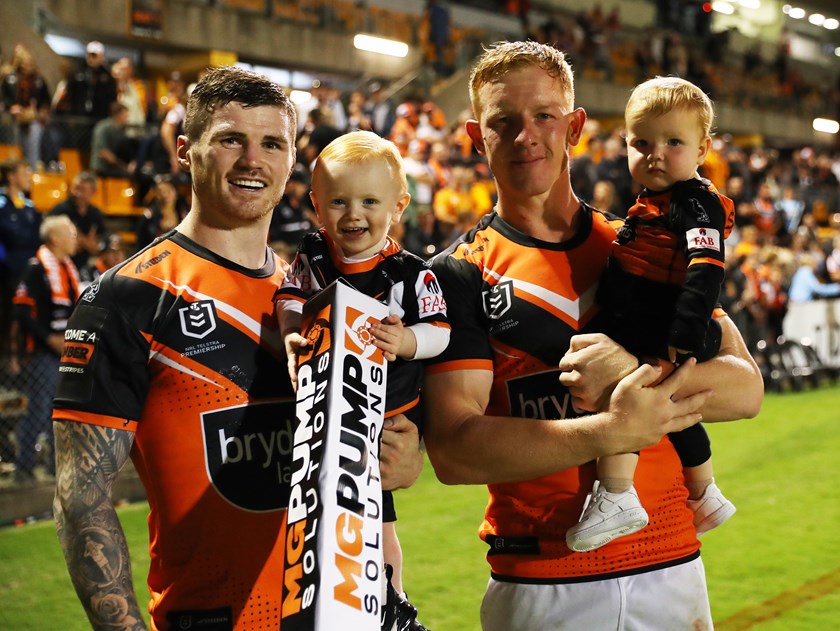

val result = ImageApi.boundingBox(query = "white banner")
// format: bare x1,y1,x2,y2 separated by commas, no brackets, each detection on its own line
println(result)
783,299,840,366
282,279,389,631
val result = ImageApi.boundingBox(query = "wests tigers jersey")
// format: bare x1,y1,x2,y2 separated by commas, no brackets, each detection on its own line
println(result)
428,207,701,582
277,230,448,419
53,230,295,631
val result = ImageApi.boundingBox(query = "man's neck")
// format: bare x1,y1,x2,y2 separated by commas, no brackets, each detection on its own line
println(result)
497,188,582,242
178,213,270,269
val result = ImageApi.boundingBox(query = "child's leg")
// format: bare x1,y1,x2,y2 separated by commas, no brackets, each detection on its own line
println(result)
667,423,713,500
381,490,403,593
597,452,639,493
382,520,403,594
670,423,737,534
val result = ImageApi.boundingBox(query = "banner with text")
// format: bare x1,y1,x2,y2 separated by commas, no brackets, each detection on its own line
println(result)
282,279,388,630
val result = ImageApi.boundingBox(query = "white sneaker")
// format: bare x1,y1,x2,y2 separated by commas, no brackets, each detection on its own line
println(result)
687,482,736,536
565,481,649,552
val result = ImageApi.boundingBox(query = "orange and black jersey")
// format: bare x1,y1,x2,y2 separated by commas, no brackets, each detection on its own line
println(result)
428,206,701,582
53,230,295,631
276,230,448,421
602,178,735,358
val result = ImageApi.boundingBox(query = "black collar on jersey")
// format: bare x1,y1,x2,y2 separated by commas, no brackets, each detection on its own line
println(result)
167,229,277,278
484,202,598,252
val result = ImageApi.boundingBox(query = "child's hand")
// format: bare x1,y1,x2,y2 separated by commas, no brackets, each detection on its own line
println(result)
370,315,416,362
668,345,691,364
284,332,308,391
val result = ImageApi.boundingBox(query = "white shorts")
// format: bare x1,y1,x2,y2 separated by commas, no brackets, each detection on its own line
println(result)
480,557,712,631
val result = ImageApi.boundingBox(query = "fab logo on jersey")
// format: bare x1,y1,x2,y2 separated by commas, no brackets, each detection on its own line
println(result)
282,279,388,631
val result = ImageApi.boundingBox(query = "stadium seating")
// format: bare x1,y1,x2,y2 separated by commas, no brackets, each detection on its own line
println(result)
101,177,141,216
29,172,69,212
0,144,23,161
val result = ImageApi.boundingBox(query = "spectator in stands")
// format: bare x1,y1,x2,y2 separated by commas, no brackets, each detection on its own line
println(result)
11,215,80,482
0,45,52,168
365,81,395,138
789,253,840,302
826,234,840,283
112,56,148,134
750,182,785,240
403,207,446,260
297,107,342,170
90,102,136,178
591,179,619,216
595,135,634,212
403,139,437,228
346,89,373,132
78,233,127,291
134,174,189,250
0,158,41,355
159,73,188,178
775,185,805,236
365,82,393,132
433,163,492,233
53,41,117,152
48,171,106,271
390,101,420,157
296,79,346,134
268,167,316,261
424,0,453,77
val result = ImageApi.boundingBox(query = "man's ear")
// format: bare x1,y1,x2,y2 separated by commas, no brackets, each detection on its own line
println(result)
566,108,586,147
465,119,485,155
176,135,190,170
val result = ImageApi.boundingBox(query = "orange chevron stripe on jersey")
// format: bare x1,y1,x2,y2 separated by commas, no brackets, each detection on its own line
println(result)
121,238,286,359
429,207,700,581
52,230,295,630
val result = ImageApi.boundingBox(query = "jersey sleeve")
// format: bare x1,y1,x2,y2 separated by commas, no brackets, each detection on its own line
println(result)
52,274,153,430
426,246,493,373
670,186,727,354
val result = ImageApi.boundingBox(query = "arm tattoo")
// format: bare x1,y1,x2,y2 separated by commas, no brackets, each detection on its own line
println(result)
53,421,147,631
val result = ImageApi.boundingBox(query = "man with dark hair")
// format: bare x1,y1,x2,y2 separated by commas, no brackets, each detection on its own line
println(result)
48,171,106,271
52,66,422,631
90,102,136,178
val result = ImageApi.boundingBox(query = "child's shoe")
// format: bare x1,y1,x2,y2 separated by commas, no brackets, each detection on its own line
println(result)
565,481,649,552
687,481,736,536
382,564,430,631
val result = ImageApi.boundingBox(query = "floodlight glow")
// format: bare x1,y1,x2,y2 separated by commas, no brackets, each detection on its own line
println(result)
824,18,839,29
289,90,312,105
788,7,805,18
738,0,760,9
809,13,825,26
353,34,409,58
711,1,734,14
813,118,840,134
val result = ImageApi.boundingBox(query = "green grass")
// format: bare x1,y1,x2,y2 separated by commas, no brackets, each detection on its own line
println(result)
1,385,838,630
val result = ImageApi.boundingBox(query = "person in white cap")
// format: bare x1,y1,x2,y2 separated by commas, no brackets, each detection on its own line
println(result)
56,40,117,132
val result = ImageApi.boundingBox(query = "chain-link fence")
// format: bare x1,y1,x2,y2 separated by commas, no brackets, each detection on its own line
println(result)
0,353,58,485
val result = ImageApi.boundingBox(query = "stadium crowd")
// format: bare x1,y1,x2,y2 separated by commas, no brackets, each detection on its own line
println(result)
1,1,840,487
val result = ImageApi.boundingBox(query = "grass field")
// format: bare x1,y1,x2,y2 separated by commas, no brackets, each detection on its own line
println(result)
1,385,838,630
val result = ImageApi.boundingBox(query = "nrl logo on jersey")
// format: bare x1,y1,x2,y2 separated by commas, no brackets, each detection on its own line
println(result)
179,300,218,339
483,280,513,320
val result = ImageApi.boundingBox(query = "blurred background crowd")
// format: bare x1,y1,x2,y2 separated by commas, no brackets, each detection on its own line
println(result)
1,0,839,495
